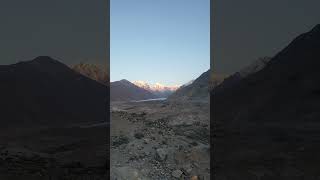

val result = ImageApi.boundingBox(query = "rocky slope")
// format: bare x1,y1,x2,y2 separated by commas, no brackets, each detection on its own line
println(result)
72,63,109,85
168,70,210,101
213,57,271,93
111,79,158,101
213,24,320,179
0,56,108,126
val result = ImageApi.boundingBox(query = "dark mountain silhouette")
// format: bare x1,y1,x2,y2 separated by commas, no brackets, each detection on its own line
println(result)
209,73,226,90
213,24,320,127
0,56,108,127
213,57,271,93
213,24,320,178
168,70,210,101
110,79,158,101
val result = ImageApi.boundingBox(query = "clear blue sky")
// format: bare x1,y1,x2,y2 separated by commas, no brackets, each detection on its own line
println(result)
110,0,210,86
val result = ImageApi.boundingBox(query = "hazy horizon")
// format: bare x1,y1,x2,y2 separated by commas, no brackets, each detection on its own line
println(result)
110,0,210,86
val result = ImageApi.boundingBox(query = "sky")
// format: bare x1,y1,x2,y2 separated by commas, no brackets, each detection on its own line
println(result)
2,0,318,81
110,0,210,86
0,0,108,66
213,0,320,75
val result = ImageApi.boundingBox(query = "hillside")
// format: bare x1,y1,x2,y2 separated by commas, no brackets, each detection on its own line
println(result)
213,24,320,179
72,63,109,85
168,70,210,101
110,79,158,101
0,56,108,126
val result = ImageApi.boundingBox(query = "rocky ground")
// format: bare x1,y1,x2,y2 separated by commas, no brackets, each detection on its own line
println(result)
0,125,108,180
213,123,320,180
110,100,210,180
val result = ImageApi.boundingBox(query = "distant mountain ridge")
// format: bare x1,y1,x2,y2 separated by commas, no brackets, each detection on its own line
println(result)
133,81,179,98
213,57,271,93
110,79,158,101
213,24,320,131
181,80,195,88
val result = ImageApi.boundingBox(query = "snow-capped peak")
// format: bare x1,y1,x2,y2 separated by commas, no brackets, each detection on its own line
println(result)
133,80,151,90
133,81,180,92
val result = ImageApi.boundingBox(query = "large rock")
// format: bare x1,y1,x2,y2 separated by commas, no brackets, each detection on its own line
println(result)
171,170,183,178
155,148,168,162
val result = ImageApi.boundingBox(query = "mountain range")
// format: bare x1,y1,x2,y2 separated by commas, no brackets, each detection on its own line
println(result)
213,24,320,127
0,56,108,126
110,79,158,101
212,24,320,177
133,81,179,98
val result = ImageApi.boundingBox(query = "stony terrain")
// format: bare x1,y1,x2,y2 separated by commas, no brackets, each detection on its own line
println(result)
0,56,109,179
0,124,108,179
110,100,210,180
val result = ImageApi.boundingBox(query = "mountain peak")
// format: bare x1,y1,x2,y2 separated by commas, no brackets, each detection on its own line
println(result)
133,80,147,84
311,24,320,33
24,56,64,67
306,24,320,38
12,56,59,67
133,81,180,92
1,56,107,126
154,82,164,87
32,56,57,63
119,79,132,84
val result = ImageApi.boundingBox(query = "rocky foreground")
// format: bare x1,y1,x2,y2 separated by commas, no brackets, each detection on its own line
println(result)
0,125,108,180
110,100,210,180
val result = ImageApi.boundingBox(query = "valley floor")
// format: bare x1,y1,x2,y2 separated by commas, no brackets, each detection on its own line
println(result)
110,100,210,180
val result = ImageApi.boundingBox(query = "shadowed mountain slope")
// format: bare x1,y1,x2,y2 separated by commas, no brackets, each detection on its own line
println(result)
213,24,320,179
213,24,320,128
168,70,210,101
110,79,158,101
0,56,108,127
